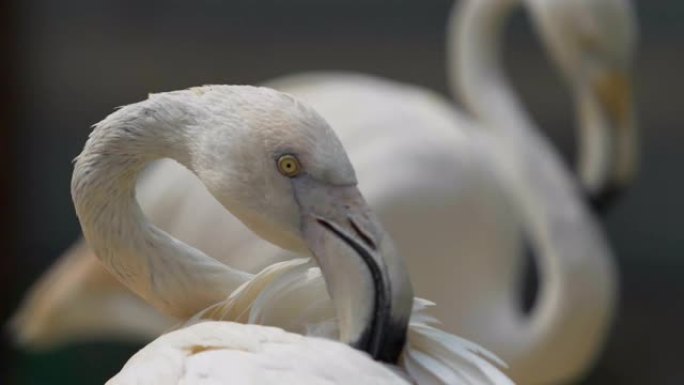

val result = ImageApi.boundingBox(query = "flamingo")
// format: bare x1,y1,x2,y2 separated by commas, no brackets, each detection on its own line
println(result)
106,321,412,385
73,85,513,384
12,0,637,383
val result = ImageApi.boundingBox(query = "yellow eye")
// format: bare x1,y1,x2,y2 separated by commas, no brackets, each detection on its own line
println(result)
277,154,301,177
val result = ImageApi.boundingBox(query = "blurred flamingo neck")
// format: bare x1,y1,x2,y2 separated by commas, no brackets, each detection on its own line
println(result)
447,1,617,376
449,0,531,132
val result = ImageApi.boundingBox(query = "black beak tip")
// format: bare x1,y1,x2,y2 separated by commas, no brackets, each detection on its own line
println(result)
588,184,625,214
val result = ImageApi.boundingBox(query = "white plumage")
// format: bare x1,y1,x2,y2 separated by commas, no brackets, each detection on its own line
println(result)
107,321,411,385
71,85,514,384
193,258,515,385
13,0,637,384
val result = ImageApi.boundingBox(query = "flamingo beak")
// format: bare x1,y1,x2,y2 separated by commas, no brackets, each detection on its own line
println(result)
293,178,413,363
581,69,638,210
593,70,633,134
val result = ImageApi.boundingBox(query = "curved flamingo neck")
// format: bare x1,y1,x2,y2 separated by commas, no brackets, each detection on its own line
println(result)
71,94,252,319
448,0,533,135
447,1,617,380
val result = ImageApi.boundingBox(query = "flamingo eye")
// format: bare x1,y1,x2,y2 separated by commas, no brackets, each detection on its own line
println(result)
276,154,301,177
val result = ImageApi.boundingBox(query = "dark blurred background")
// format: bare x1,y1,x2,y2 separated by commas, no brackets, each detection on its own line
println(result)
1,0,682,384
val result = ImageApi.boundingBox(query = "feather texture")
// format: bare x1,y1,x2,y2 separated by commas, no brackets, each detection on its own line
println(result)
107,321,410,385
190,259,513,385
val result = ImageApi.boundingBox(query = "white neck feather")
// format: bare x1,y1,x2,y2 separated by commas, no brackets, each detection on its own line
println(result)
448,0,533,134
72,90,252,319
448,0,616,374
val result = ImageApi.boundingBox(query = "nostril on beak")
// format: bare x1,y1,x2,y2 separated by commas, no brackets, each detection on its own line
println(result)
348,218,377,251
